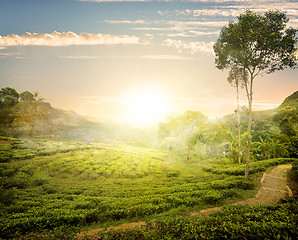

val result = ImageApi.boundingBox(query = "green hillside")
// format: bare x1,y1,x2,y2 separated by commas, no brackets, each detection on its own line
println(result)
279,90,298,109
222,90,297,123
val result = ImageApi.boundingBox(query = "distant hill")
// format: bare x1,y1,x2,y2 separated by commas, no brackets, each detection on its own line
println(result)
39,102,156,146
41,102,92,127
279,90,298,109
220,90,298,124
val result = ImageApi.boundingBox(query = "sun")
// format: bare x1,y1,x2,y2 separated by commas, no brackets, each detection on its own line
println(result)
125,87,169,125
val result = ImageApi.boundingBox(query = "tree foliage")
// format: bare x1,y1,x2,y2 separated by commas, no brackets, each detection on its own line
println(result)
0,87,49,137
214,10,297,75
0,88,20,136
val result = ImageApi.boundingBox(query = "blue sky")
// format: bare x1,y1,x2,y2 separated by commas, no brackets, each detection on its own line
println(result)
0,0,297,124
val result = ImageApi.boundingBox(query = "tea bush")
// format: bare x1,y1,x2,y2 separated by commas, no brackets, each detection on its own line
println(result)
203,158,296,176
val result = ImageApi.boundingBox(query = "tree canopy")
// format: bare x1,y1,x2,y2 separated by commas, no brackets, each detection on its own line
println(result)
0,87,49,137
214,10,297,76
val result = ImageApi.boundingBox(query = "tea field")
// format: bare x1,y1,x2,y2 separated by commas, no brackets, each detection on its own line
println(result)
0,137,296,238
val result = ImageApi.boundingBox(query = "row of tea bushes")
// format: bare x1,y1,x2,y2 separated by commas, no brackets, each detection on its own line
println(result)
0,137,94,162
203,158,296,176
96,195,297,240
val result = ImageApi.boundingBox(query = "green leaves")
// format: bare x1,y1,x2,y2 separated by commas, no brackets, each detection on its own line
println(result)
214,10,297,75
203,158,295,176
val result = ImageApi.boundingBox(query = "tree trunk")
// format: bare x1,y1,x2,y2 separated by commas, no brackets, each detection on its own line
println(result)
245,97,252,179
236,84,241,164
187,146,191,161
244,74,253,179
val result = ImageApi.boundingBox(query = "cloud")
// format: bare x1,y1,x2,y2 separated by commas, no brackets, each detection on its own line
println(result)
163,1,298,19
184,9,244,17
106,20,148,24
167,20,228,28
0,52,17,56
289,19,298,29
168,30,219,37
0,51,21,58
164,39,214,55
131,20,227,29
0,31,140,47
130,20,226,37
60,55,98,59
79,0,149,2
139,54,194,60
12,75,32,79
78,0,259,2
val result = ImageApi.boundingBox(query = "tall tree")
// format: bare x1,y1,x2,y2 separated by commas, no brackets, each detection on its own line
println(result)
213,10,297,179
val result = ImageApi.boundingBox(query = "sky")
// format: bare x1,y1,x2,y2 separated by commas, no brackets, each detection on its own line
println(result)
0,0,297,125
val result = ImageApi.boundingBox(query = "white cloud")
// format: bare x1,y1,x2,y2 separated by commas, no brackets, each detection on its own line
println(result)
289,19,298,29
131,20,228,30
166,2,298,19
139,54,194,60
78,0,254,2
167,20,228,28
187,9,244,17
164,39,214,55
0,51,21,58
106,20,147,24
79,0,149,2
168,30,219,37
60,55,98,59
0,52,17,56
0,31,140,47
131,20,226,37
12,75,32,79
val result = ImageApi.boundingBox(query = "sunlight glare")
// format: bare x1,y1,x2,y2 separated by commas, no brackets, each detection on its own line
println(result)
125,87,169,125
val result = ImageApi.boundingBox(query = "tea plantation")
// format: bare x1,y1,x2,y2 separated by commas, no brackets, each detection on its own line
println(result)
0,137,296,238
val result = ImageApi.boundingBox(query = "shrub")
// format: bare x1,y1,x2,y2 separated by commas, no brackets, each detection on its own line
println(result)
292,160,298,177
203,158,296,176
0,187,16,205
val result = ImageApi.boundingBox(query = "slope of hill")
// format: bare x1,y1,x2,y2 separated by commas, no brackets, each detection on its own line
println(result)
221,90,298,124
279,90,298,109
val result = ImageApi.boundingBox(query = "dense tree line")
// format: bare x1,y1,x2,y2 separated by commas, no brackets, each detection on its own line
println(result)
158,101,297,164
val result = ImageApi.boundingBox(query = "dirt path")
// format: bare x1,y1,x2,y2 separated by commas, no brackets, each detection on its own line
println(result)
192,164,292,217
77,164,293,238
77,221,146,239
